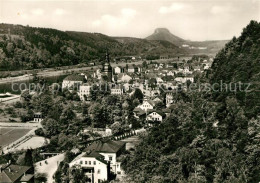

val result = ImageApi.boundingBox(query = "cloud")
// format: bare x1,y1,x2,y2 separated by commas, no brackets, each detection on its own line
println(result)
31,8,44,16
54,8,65,16
121,8,136,18
159,3,185,14
210,5,236,14
92,8,136,28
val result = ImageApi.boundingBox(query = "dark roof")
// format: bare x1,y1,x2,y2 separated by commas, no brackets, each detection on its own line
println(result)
64,75,85,81
85,140,126,153
133,107,146,117
83,151,108,165
0,164,32,183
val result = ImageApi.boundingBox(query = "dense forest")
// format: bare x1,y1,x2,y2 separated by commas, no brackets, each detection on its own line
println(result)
121,20,260,183
0,23,184,71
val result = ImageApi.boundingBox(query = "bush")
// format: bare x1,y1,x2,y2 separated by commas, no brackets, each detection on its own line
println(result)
35,128,45,137
13,101,23,108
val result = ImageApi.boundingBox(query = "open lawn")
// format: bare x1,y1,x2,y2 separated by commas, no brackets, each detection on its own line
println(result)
15,136,49,151
0,127,31,147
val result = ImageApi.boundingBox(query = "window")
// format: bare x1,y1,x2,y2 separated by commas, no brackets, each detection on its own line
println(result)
85,161,87,164
89,161,91,165
94,161,96,165
97,169,101,174
80,161,83,164
109,156,113,161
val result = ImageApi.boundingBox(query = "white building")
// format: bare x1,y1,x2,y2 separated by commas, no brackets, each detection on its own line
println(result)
127,66,135,73
69,152,109,183
167,71,175,76
117,74,132,83
114,66,123,74
175,77,194,83
86,140,125,174
33,112,43,122
62,75,85,90
78,85,92,101
69,140,126,183
166,92,174,107
146,111,164,122
137,99,155,111
111,85,124,95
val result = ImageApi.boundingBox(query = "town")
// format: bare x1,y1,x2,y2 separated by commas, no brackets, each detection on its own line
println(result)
0,51,213,183
0,0,259,182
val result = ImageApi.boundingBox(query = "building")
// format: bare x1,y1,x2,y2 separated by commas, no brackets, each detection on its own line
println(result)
137,99,155,112
62,75,85,90
117,74,132,83
69,140,126,183
102,52,113,82
110,85,124,95
69,151,109,183
78,84,92,101
0,163,34,183
114,66,123,74
33,112,43,122
160,54,169,59
174,77,194,83
146,111,165,122
127,65,136,73
166,92,174,107
166,71,175,76
86,140,126,173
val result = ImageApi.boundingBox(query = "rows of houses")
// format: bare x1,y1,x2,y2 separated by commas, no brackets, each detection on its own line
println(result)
61,55,213,103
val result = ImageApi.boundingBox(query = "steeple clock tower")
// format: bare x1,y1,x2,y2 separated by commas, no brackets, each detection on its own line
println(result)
102,51,112,82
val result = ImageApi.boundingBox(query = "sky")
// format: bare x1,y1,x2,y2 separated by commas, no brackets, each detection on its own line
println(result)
0,0,259,41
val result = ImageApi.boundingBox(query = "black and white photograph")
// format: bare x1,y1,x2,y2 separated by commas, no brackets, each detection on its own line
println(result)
0,0,259,182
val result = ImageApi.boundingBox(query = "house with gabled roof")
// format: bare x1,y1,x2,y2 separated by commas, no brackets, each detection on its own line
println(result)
87,140,126,174
146,110,166,122
137,98,155,112
0,163,34,183
69,140,126,183
69,151,109,183
114,66,124,74
62,74,86,90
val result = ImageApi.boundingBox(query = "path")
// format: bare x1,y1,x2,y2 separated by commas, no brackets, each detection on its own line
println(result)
35,153,65,183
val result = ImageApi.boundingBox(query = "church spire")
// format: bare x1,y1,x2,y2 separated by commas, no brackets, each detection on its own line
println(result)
105,49,110,63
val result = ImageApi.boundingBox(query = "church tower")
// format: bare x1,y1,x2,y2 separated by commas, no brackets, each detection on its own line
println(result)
102,51,112,82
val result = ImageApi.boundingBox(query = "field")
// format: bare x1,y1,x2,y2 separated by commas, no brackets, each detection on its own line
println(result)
15,136,49,151
0,127,31,147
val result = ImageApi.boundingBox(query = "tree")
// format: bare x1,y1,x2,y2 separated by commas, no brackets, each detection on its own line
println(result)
24,149,33,166
70,166,90,183
132,88,143,103
41,118,59,137
154,101,164,110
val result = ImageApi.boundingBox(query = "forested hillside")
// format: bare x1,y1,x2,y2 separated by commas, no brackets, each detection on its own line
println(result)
122,20,260,183
0,23,184,71
210,20,260,117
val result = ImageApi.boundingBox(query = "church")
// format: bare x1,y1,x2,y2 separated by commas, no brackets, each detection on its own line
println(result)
102,51,113,82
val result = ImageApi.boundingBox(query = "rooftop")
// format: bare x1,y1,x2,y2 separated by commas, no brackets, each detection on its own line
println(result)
0,164,32,183
85,139,126,153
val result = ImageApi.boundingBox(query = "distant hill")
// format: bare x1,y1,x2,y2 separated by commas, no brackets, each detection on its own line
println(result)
146,28,185,46
0,23,227,71
146,28,229,55
0,23,187,71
